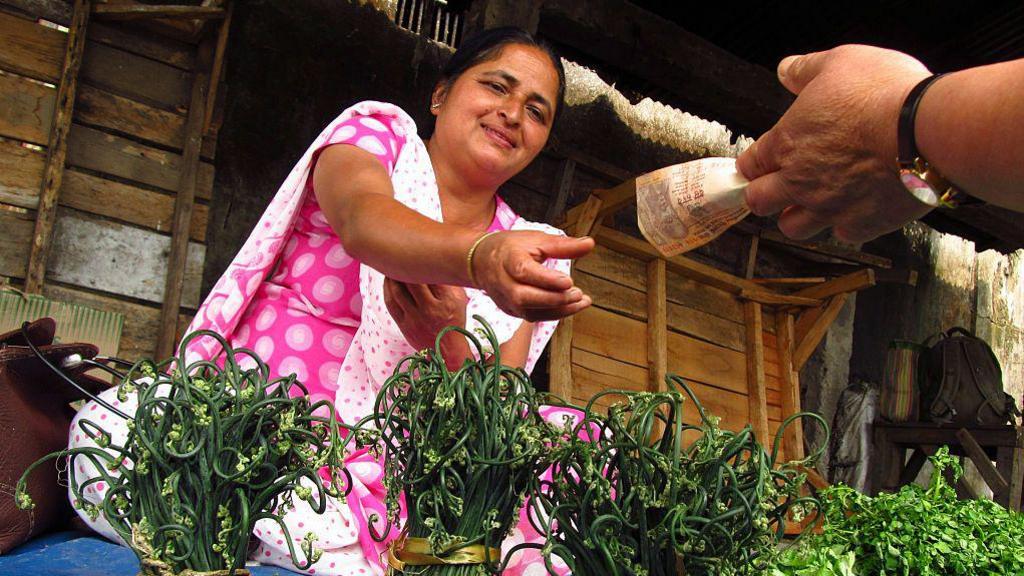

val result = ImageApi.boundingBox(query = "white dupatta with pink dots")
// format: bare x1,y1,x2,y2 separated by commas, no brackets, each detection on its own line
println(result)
183,101,567,422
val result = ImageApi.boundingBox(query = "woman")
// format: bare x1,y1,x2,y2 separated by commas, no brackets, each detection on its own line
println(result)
70,27,591,576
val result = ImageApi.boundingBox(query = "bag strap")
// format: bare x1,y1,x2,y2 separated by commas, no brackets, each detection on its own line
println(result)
922,330,947,348
928,337,960,424
946,326,975,339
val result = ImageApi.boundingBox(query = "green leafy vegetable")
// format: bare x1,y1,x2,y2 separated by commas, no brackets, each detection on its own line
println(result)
769,446,1024,575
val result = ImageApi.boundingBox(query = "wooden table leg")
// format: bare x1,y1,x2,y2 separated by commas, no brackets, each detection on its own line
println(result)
996,446,1014,507
899,448,930,486
873,425,903,493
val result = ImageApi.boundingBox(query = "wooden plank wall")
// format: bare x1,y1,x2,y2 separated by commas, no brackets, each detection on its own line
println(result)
0,3,215,360
568,243,789,457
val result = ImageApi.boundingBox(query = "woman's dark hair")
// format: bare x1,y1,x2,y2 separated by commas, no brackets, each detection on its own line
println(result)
437,26,566,129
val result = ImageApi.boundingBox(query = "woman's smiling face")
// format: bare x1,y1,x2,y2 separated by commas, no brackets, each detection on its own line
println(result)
431,43,560,186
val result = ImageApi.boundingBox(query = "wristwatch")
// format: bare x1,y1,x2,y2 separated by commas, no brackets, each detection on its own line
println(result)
897,74,959,208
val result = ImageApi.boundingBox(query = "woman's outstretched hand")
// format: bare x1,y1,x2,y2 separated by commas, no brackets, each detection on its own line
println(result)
470,231,595,322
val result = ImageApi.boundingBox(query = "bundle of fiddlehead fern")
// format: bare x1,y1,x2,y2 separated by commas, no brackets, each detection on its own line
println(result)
16,330,352,575
526,375,826,576
364,317,561,575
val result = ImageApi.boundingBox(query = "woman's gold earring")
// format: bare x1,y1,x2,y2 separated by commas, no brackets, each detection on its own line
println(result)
431,103,441,110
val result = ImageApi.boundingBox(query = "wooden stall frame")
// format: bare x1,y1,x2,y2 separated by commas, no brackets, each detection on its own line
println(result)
553,178,880,463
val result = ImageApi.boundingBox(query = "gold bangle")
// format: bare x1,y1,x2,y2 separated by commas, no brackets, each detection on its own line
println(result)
466,231,499,288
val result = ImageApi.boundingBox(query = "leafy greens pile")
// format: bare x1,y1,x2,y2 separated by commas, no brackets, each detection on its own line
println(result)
769,446,1024,575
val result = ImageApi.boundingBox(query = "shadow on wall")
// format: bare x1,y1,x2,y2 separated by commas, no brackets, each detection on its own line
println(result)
851,223,979,387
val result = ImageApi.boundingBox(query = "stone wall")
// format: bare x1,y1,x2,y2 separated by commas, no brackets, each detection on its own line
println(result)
851,224,1024,492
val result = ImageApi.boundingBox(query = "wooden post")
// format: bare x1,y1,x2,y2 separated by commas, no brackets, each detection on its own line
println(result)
1010,425,1024,512
25,0,90,294
647,259,667,393
744,301,769,444
548,316,574,401
956,428,1010,500
647,259,667,438
776,311,804,460
743,233,759,279
793,293,849,371
203,0,232,134
566,194,603,237
156,38,214,359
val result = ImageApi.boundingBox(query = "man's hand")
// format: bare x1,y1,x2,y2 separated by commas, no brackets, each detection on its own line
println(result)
738,45,935,243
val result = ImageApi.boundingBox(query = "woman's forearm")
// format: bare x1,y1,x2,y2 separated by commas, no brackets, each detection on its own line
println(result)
313,146,479,286
916,58,1024,210
339,192,479,286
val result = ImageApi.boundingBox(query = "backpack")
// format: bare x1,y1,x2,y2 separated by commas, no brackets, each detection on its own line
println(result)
918,327,1020,426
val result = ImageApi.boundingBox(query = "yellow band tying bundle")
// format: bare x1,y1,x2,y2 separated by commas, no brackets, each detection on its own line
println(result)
385,536,501,573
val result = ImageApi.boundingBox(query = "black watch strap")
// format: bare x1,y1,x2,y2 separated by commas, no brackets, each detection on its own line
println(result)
897,74,945,166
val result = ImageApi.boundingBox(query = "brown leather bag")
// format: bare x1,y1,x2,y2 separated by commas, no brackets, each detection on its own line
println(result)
0,318,108,554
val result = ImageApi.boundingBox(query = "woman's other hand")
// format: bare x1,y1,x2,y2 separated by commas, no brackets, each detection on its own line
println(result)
383,278,472,367
471,231,594,322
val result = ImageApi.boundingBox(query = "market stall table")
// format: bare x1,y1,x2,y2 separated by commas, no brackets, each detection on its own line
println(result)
873,420,1023,510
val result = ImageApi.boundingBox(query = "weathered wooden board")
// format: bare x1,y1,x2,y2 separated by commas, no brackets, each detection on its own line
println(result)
0,141,208,240
570,349,784,431
0,10,64,82
666,315,750,395
574,306,756,396
62,169,208,241
0,73,214,157
81,40,191,112
575,270,646,321
46,209,204,307
573,305,646,366
0,137,45,208
667,303,745,353
575,270,746,352
43,282,193,362
574,244,647,290
66,124,213,199
0,0,73,24
0,70,55,145
89,21,194,70
575,244,745,325
665,267,744,324
0,207,33,278
75,83,216,158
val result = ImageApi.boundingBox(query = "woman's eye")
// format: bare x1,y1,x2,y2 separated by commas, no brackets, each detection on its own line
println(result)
487,81,507,94
527,107,545,122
